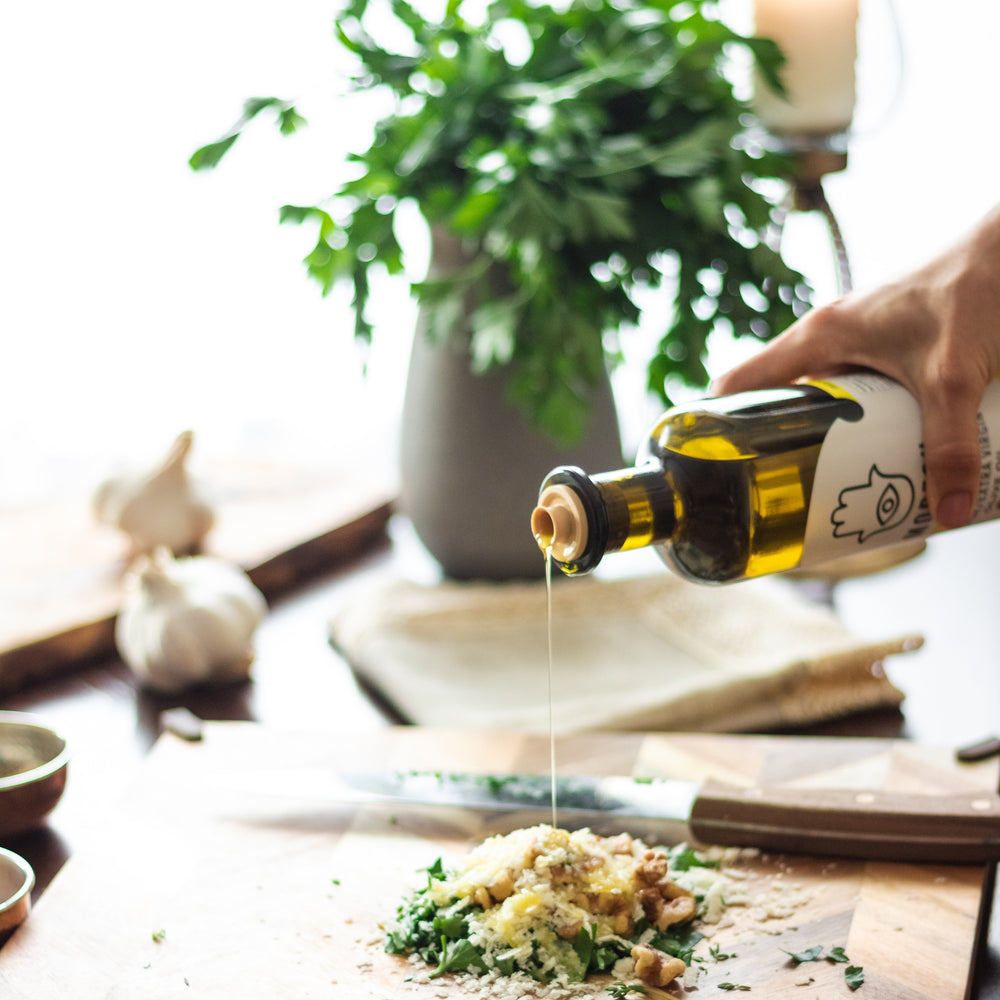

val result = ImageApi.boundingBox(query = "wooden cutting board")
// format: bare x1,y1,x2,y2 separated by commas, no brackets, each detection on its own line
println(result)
1,725,996,999
0,463,393,695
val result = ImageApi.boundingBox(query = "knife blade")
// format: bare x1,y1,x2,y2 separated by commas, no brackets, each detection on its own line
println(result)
227,768,1000,864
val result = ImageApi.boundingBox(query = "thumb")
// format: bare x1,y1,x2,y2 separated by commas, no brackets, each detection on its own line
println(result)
920,393,983,529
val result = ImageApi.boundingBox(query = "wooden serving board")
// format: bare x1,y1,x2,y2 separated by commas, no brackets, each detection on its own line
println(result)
0,463,394,695
1,725,996,999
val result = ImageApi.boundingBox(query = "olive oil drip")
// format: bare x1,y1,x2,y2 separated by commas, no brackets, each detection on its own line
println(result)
545,545,558,828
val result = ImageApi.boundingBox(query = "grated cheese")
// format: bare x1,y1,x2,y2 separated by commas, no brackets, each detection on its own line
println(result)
428,825,646,957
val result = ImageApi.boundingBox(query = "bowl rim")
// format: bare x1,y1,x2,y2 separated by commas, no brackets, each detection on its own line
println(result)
0,847,35,913
0,711,70,791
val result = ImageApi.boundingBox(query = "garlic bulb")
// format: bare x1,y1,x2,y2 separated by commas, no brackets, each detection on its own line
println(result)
115,548,267,693
93,430,214,556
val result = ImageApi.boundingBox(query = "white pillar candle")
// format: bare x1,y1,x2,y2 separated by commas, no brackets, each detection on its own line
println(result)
753,0,859,136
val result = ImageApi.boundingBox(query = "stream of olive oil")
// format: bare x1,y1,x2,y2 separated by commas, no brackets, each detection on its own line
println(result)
545,545,558,828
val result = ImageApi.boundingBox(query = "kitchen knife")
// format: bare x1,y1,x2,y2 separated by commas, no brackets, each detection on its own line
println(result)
231,768,1000,864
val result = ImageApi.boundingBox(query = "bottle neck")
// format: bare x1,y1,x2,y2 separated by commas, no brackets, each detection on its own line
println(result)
593,465,677,559
533,465,676,574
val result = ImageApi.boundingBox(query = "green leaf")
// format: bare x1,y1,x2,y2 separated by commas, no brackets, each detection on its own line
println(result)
668,844,718,872
351,264,374,342
539,385,589,445
593,942,627,971
384,930,407,954
568,186,634,242
450,189,501,233
242,96,284,118
718,984,751,992
419,296,466,345
845,965,865,991
396,118,448,177
709,943,736,962
826,946,850,964
782,946,824,965
432,913,467,939
302,234,351,297
649,924,704,966
279,203,333,233
423,857,446,882
278,106,308,135
743,36,787,100
652,120,734,177
607,983,647,998
687,176,725,232
188,134,239,171
574,924,596,971
429,937,487,978
387,0,430,42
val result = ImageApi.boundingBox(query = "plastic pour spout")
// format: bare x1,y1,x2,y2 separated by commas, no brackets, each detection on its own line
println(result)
530,484,589,563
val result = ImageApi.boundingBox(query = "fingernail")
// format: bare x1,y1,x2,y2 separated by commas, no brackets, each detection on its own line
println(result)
936,491,973,529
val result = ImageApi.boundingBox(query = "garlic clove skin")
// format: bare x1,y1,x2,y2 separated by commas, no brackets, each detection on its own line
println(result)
115,548,267,694
93,430,215,557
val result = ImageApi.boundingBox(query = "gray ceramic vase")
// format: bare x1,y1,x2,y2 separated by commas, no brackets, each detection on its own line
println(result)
399,235,625,581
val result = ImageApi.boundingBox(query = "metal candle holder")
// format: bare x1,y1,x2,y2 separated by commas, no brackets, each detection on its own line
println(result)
768,134,853,297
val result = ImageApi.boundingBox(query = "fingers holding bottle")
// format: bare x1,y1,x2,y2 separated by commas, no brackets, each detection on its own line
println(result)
712,204,1000,533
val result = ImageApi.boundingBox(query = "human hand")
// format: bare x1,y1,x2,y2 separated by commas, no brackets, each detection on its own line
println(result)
711,205,1000,529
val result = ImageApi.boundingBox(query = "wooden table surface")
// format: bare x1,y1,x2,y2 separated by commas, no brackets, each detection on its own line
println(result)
2,514,999,997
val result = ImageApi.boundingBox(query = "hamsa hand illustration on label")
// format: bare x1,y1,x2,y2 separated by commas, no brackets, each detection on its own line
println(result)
832,465,916,543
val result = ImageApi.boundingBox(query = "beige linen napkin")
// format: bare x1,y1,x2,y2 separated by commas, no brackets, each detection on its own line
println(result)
328,573,920,734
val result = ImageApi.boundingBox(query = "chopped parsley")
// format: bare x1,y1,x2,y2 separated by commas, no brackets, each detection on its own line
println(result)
647,922,704,967
709,944,737,961
669,844,720,872
607,983,647,998
403,770,521,795
719,983,751,991
782,945,824,964
387,886,687,983
782,944,863,990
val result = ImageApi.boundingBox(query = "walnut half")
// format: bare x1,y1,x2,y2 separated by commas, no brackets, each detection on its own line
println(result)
631,944,686,987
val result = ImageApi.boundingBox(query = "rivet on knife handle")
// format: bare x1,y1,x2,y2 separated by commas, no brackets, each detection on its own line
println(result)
688,779,1000,864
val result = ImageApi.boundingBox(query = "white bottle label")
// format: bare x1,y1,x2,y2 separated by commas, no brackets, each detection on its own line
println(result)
801,373,1000,567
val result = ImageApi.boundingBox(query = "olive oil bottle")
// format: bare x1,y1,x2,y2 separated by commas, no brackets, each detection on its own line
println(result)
531,373,1000,584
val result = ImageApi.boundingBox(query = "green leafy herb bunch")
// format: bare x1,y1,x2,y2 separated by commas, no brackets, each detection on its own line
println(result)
191,0,808,443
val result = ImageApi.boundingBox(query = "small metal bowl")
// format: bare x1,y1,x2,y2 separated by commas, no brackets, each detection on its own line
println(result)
0,848,34,940
0,712,69,838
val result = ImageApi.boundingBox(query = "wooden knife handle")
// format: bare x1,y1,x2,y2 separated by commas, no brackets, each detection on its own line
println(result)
688,780,1000,864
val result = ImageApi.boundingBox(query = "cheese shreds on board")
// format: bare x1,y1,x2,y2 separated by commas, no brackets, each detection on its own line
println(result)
384,824,736,992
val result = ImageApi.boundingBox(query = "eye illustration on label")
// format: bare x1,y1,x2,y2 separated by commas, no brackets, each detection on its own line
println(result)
831,465,915,543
